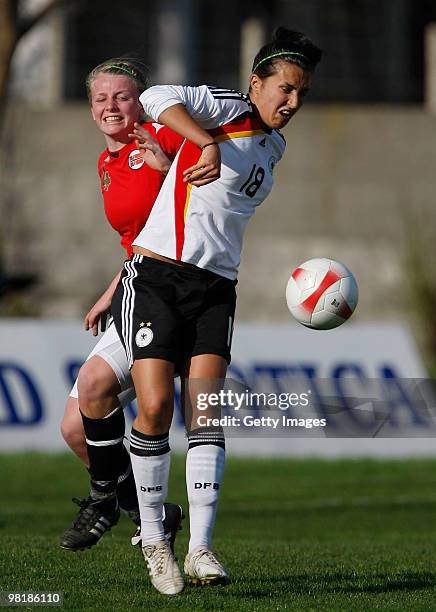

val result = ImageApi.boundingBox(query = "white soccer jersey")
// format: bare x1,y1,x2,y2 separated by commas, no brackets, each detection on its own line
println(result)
134,85,286,280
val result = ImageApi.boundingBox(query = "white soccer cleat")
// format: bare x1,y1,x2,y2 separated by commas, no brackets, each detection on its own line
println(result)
142,540,185,595
184,546,229,585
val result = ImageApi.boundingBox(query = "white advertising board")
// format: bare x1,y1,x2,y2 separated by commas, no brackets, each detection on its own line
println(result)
0,320,433,456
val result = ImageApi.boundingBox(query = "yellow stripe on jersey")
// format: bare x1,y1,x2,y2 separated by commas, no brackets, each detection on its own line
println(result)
214,129,265,143
184,181,193,222
183,151,202,222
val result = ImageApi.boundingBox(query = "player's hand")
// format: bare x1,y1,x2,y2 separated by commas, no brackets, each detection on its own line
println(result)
84,295,112,336
183,142,221,186
129,123,172,174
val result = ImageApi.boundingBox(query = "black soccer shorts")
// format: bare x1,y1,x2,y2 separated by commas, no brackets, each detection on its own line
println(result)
111,254,237,368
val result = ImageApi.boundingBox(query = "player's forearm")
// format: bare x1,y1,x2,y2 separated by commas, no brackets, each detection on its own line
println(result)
156,104,215,149
103,270,122,301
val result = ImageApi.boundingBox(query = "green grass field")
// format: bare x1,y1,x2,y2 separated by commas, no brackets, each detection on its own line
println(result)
2,453,436,610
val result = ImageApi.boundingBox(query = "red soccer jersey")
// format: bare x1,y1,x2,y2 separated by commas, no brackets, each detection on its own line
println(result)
97,122,183,257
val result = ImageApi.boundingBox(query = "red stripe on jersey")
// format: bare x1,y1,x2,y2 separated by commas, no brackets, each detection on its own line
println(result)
209,113,266,140
214,129,265,143
174,140,202,259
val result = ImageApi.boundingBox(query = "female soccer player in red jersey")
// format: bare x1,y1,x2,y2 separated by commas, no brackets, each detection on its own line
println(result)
59,58,185,551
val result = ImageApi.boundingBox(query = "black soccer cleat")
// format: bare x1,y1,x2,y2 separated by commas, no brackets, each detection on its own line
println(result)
163,502,185,552
60,496,120,551
131,502,184,553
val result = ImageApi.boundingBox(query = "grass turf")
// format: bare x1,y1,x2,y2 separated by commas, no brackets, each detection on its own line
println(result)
1,453,436,610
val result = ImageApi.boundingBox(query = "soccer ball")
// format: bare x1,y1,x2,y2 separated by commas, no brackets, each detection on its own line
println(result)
286,258,358,329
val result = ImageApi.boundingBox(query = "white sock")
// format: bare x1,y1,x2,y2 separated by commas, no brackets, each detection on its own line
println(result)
130,428,170,545
186,444,225,552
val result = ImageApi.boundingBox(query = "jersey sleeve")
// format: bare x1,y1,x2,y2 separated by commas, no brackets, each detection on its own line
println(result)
140,85,251,129
152,124,184,161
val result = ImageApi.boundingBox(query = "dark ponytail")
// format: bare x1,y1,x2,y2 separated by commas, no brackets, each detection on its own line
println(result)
252,27,322,78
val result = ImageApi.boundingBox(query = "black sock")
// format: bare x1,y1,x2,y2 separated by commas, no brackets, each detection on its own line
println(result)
81,406,126,500
116,445,139,513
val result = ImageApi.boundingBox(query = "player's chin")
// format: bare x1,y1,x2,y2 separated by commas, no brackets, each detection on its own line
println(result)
101,125,124,136
275,113,293,129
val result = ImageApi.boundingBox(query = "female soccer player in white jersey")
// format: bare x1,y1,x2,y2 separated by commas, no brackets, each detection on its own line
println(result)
95,28,321,595
58,58,185,551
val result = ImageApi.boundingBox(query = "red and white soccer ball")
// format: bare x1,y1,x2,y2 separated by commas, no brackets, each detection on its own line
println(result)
286,258,358,330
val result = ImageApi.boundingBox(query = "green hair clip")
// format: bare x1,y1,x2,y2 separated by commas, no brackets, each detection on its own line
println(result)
253,51,309,72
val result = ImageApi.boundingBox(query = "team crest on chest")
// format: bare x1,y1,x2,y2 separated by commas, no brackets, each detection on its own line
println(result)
135,321,153,347
129,149,145,170
101,167,111,191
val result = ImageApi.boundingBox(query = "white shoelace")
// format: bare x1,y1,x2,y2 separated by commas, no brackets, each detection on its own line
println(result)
194,548,220,566
143,544,168,576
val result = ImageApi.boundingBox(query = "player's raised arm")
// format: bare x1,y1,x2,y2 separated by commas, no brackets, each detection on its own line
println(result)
138,84,250,186
140,84,247,129
133,104,220,186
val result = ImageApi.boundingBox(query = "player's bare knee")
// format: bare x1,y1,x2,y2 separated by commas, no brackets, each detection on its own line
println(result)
136,398,172,432
78,363,106,402
77,359,119,416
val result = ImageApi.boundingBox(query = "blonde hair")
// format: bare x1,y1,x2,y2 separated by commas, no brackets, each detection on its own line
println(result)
86,57,148,100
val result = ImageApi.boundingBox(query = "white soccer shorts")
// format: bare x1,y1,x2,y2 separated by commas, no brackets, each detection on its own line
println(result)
69,320,136,407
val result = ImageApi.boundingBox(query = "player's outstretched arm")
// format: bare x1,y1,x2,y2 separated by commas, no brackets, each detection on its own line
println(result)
84,270,122,336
